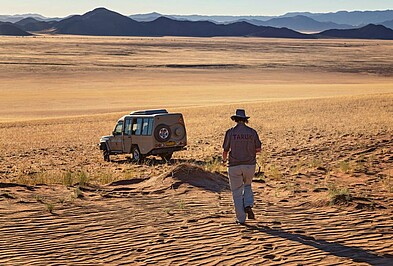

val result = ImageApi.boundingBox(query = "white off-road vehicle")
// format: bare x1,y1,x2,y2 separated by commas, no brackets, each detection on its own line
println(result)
99,109,187,162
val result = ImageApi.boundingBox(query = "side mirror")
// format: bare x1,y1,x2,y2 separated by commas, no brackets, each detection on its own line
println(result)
112,131,116,136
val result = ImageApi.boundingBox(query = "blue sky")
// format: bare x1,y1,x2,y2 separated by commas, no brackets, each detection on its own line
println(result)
0,0,392,17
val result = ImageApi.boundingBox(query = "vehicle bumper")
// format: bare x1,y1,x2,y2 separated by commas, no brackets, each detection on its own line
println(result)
149,146,186,155
99,142,107,150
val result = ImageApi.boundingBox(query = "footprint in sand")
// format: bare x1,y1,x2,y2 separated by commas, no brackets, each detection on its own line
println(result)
263,254,276,260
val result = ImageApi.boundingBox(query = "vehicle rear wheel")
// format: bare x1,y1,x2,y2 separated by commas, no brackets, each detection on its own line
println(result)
131,146,144,163
160,153,173,162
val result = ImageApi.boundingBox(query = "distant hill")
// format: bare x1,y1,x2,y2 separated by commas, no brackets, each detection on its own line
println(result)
0,14,61,23
144,17,226,37
284,10,393,26
54,8,313,38
242,15,353,32
144,17,312,38
55,8,142,35
129,12,163,22
145,17,259,37
128,10,393,26
0,14,46,23
154,14,274,24
381,20,393,30
248,26,314,38
318,24,393,40
0,22,32,35
15,17,56,32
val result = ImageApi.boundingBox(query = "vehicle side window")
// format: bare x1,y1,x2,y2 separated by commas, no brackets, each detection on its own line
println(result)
132,118,143,135
140,118,154,136
147,118,154,135
142,118,150,136
114,121,123,135
124,118,132,135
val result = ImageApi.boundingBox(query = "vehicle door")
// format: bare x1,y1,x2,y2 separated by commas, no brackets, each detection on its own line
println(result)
110,120,124,152
122,117,133,153
131,117,143,145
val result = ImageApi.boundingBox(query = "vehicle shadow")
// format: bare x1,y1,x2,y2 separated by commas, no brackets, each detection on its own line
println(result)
245,224,393,265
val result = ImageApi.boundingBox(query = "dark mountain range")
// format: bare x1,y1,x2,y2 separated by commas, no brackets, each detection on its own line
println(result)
4,9,393,26
15,17,56,32
0,22,32,35
147,17,312,38
284,10,393,26
54,8,313,38
2,9,393,34
3,8,392,40
241,15,353,32
319,24,393,40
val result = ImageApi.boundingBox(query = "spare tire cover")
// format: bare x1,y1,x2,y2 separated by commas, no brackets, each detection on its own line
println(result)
172,124,185,140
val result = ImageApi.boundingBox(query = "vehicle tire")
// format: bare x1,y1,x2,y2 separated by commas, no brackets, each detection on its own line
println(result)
131,146,144,163
160,153,173,162
102,143,110,162
103,150,110,162
154,124,171,142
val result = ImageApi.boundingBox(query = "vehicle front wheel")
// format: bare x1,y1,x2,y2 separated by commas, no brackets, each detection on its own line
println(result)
131,146,144,164
103,149,110,162
160,153,173,162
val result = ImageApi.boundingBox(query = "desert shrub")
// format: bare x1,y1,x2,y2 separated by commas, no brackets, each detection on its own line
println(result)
62,171,74,187
45,203,55,214
309,157,323,168
73,186,84,199
382,172,393,193
204,157,223,173
123,168,135,180
265,164,282,180
94,171,116,185
75,170,89,186
177,199,186,210
339,160,354,174
328,184,352,205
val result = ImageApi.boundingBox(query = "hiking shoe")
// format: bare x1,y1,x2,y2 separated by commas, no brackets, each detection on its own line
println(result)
236,220,245,225
245,206,255,220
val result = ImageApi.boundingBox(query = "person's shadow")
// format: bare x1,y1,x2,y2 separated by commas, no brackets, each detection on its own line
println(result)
245,224,393,265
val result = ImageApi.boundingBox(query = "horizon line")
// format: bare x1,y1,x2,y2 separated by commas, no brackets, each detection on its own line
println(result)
2,7,393,18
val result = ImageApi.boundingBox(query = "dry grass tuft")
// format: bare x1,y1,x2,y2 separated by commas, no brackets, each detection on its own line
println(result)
328,184,352,205
382,171,393,193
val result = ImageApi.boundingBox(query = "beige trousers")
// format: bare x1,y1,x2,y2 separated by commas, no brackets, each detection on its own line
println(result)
228,164,256,223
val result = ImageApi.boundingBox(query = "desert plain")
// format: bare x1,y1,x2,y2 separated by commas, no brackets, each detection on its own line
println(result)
0,36,393,265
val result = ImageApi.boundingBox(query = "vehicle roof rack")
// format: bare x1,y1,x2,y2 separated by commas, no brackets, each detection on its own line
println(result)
130,109,168,115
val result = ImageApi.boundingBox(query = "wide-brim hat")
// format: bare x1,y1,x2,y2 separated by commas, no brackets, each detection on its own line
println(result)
231,109,250,120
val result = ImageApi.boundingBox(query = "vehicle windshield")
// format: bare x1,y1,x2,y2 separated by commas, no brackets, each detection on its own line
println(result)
114,120,123,135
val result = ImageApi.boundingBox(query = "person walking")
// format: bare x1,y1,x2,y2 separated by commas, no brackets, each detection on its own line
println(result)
222,109,262,225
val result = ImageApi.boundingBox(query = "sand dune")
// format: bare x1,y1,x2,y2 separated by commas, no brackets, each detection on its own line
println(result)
1,162,392,265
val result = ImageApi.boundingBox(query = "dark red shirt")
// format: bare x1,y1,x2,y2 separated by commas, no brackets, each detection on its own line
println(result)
223,123,262,167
